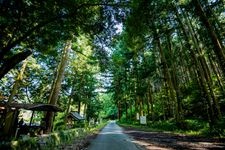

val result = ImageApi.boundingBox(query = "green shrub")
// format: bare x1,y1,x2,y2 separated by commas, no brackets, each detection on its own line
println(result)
184,119,206,131
201,118,225,137
148,120,177,131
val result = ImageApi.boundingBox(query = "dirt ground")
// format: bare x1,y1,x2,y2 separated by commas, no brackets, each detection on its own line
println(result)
123,127,225,150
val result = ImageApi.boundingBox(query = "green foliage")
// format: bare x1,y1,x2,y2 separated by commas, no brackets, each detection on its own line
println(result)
54,113,67,131
183,119,206,131
1,0,104,52
86,98,102,121
119,119,216,137
54,121,67,131
205,118,225,137
148,120,178,132
99,93,118,119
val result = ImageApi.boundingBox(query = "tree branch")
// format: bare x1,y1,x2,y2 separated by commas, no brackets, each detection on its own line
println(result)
0,50,32,80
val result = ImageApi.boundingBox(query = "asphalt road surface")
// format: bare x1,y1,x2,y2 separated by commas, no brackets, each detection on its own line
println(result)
87,121,142,150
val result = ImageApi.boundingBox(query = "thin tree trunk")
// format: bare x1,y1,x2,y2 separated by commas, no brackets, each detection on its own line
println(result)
78,100,81,114
166,33,184,123
147,81,154,121
8,59,28,103
154,31,177,120
175,7,216,128
193,0,225,76
125,101,128,121
117,101,121,121
65,85,75,119
208,55,225,92
186,10,222,120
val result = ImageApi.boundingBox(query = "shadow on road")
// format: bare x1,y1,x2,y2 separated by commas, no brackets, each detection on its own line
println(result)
124,128,225,150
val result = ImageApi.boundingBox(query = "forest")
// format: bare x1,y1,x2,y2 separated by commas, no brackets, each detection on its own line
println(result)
0,0,225,148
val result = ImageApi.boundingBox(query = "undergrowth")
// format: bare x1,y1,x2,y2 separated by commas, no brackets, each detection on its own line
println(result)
118,119,225,138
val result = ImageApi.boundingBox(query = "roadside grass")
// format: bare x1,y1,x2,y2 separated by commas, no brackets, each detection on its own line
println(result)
118,119,225,138
87,120,108,134
59,120,108,149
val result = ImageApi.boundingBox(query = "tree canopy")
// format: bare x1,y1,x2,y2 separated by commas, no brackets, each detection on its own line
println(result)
0,0,225,138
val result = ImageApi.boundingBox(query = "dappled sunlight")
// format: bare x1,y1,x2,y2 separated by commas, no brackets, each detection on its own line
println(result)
124,128,225,150
176,141,225,150
131,137,225,150
131,140,173,150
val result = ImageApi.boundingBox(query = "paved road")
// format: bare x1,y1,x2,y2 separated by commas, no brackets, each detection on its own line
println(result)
87,121,142,150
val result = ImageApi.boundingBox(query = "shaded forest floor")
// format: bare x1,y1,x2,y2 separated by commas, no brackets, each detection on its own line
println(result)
123,126,225,150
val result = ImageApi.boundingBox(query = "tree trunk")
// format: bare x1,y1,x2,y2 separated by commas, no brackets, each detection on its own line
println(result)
65,84,75,121
44,40,71,133
3,59,29,136
208,55,225,93
8,59,29,103
117,101,121,121
125,101,128,121
78,100,81,114
147,81,154,121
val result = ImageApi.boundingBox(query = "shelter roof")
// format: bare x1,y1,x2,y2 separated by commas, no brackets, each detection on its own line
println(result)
0,102,62,112
68,112,85,121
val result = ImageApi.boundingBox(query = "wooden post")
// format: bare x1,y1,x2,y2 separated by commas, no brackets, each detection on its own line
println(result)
29,111,35,126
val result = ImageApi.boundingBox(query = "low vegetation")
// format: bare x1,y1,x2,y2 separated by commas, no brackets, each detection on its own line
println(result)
118,118,225,137
0,121,107,150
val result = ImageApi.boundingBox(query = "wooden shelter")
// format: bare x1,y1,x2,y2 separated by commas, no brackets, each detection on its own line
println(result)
0,102,62,138
67,111,85,128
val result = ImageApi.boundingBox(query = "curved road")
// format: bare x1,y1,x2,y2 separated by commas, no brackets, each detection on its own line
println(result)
87,121,142,150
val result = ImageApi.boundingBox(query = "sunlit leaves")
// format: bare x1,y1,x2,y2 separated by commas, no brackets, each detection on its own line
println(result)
178,0,191,5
